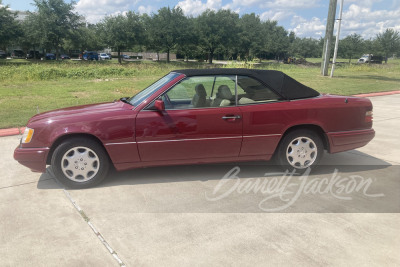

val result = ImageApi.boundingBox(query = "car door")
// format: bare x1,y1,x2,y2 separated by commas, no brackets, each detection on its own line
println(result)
135,75,243,162
236,75,286,158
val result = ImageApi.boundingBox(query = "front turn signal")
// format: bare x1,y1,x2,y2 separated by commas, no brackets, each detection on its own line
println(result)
365,110,373,123
22,127,34,143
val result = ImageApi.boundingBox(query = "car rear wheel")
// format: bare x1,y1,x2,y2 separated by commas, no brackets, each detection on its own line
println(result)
276,129,323,174
51,138,110,189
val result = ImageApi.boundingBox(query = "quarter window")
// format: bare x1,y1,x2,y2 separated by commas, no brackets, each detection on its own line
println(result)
237,76,281,104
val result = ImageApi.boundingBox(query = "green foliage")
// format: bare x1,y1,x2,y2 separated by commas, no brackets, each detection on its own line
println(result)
146,7,187,62
237,13,263,61
289,37,321,58
0,61,177,81
176,16,199,61
99,11,143,63
28,0,81,58
0,0,22,49
196,9,239,63
376,29,400,62
262,20,289,59
338,34,364,63
19,12,42,56
64,23,103,52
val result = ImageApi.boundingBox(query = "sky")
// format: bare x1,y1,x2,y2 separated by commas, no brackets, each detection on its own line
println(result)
3,0,400,39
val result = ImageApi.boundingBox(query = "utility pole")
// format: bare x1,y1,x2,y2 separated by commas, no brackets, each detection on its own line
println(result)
330,0,344,78
321,0,337,76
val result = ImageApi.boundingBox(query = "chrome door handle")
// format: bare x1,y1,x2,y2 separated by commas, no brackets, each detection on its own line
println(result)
222,115,241,120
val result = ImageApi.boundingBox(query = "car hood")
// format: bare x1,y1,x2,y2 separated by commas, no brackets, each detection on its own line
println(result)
28,101,131,124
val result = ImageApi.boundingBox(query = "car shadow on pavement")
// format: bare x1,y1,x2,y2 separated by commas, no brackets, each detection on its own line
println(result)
37,150,391,190
36,151,400,213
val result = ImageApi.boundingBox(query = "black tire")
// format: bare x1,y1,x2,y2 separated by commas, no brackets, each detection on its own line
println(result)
276,129,324,174
51,137,110,189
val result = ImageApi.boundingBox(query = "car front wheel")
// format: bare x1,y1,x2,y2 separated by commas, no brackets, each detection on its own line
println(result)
51,138,110,189
276,129,323,174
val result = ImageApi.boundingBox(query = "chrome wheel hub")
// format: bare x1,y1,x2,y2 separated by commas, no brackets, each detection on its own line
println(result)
61,146,100,182
286,137,317,169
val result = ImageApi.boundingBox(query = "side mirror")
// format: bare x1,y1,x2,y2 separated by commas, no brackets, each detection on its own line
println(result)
154,99,165,111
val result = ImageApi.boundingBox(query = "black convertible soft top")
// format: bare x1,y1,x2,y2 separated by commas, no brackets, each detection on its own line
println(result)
173,68,320,100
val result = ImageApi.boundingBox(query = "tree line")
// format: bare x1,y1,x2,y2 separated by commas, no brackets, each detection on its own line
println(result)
1,0,399,63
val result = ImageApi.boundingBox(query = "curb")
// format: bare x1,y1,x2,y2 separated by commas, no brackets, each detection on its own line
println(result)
353,90,400,98
1,90,400,138
0,127,25,138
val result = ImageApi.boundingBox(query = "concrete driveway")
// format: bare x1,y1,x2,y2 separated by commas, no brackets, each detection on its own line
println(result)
1,94,399,266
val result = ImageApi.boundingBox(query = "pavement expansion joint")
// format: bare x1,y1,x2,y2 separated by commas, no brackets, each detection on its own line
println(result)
0,177,54,190
63,189,127,267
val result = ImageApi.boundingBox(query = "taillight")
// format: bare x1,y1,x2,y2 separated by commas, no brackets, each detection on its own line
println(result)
365,110,373,123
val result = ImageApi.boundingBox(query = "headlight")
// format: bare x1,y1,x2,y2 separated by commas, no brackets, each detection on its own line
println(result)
22,127,34,143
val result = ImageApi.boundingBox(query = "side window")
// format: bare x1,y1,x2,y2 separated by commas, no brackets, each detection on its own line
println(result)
237,76,281,105
163,76,214,110
210,76,236,107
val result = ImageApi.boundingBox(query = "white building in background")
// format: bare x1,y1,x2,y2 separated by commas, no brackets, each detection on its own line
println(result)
15,10,29,21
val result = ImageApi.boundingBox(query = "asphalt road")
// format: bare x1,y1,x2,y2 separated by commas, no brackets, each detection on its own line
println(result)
1,94,399,266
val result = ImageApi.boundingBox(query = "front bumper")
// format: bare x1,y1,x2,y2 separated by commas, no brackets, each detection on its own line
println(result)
14,146,50,173
327,128,375,153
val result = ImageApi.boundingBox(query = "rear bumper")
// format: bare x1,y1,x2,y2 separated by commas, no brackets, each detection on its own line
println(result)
14,146,50,173
327,129,375,153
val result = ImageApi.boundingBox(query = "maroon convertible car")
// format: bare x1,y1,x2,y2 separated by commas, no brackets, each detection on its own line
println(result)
14,69,375,188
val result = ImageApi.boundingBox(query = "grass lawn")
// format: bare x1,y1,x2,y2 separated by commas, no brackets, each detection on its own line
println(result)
0,58,399,128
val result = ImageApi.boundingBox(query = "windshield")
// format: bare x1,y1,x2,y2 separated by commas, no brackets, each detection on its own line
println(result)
128,72,180,106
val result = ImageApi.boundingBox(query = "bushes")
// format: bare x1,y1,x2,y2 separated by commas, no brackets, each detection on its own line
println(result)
0,61,177,81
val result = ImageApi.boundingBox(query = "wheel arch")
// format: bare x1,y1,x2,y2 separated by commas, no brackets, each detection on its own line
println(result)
46,133,108,165
279,124,330,152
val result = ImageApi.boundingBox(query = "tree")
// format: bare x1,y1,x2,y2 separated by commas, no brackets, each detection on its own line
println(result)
376,28,400,63
0,0,22,50
339,33,363,63
141,13,161,60
100,11,143,64
19,15,40,58
269,25,289,60
31,0,81,59
288,37,320,59
148,7,186,62
259,20,290,61
238,13,263,61
196,9,239,64
64,23,103,53
176,16,199,61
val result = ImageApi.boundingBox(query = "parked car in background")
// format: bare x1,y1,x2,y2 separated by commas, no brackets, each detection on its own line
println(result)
83,51,98,60
11,50,25,59
14,68,375,188
107,53,112,59
60,54,71,60
99,53,111,60
44,53,56,60
26,51,43,59
0,50,7,59
121,54,130,59
357,54,383,64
